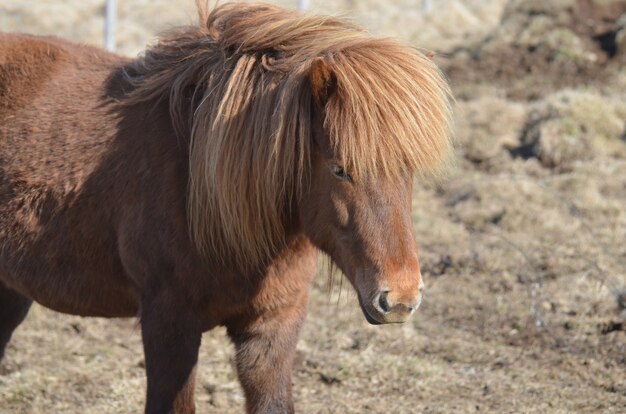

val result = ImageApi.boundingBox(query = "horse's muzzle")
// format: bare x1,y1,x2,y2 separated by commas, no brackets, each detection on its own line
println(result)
358,287,423,325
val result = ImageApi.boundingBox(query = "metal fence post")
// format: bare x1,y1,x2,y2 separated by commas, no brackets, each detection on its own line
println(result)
298,0,310,11
104,0,117,51
422,0,433,14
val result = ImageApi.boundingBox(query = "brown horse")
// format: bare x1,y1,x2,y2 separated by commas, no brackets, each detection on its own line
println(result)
0,2,453,413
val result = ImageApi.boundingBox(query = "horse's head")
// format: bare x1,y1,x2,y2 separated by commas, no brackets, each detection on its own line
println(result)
175,18,451,315
300,59,435,325
301,154,422,325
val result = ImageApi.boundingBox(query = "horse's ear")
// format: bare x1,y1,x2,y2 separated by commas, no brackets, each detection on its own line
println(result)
309,58,336,106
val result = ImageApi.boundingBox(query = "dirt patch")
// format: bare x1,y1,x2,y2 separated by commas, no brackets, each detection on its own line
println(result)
444,0,626,99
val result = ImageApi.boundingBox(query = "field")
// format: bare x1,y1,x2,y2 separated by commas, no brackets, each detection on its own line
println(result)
1,0,625,413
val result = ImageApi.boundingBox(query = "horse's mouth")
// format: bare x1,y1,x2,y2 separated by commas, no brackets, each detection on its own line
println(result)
357,294,383,325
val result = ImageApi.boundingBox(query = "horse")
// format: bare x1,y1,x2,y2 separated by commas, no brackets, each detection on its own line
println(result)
0,2,453,413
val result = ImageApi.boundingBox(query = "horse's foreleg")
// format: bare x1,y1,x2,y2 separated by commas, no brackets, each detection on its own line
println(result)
0,281,32,361
140,292,202,414
227,292,309,414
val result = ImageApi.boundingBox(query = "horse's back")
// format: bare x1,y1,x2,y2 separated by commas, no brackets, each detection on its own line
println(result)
0,32,125,208
0,33,68,115
0,33,121,116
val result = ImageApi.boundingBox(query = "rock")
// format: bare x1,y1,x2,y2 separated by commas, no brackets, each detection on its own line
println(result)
516,89,626,168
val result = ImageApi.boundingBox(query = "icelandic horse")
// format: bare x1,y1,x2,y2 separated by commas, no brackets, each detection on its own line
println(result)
0,2,453,413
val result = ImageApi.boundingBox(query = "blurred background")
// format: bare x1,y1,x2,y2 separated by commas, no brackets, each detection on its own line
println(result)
0,0,625,413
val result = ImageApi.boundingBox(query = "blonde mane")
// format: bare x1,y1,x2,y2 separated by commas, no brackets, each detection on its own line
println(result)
126,2,454,270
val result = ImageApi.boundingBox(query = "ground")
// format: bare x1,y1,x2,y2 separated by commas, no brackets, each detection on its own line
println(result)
0,1,625,413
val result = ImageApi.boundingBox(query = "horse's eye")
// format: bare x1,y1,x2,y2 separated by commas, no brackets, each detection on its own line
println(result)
330,164,352,182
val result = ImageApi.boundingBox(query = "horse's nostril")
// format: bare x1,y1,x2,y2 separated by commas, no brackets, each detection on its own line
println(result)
378,291,391,313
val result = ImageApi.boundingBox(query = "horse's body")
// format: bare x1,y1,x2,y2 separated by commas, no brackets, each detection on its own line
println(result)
0,31,292,325
0,34,140,317
0,3,452,413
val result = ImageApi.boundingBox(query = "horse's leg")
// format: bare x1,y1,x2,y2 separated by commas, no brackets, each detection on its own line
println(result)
0,281,32,361
227,291,309,414
140,292,202,414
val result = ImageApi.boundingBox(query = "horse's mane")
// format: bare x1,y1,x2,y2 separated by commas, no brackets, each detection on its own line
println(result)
125,2,453,270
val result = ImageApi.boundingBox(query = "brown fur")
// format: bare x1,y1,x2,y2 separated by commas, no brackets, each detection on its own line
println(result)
0,3,453,413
